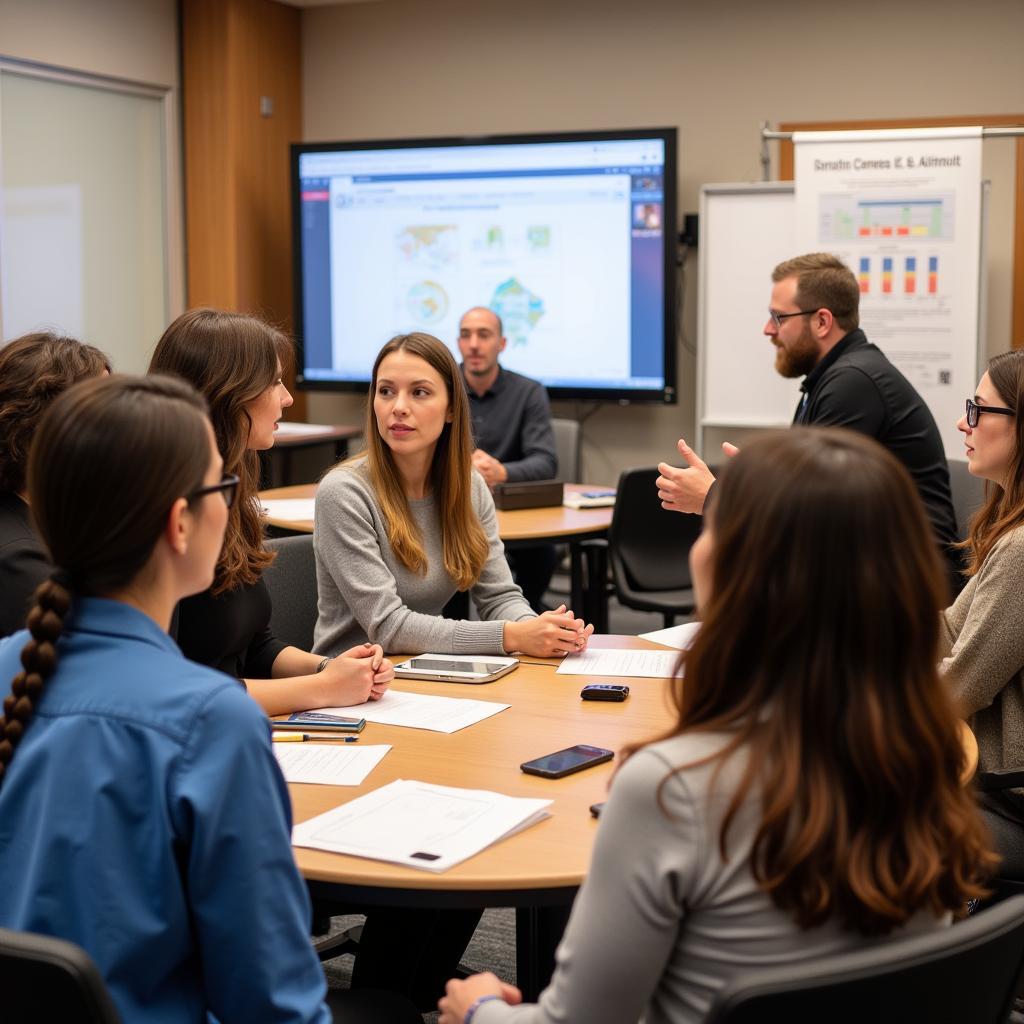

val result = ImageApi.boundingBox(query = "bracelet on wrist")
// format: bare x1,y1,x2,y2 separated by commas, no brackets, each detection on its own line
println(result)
315,656,332,673
464,994,502,1024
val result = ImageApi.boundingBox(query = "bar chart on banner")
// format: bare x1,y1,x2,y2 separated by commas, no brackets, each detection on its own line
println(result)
818,193,956,242
852,254,942,298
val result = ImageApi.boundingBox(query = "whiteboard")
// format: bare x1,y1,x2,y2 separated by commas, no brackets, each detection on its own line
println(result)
697,183,801,452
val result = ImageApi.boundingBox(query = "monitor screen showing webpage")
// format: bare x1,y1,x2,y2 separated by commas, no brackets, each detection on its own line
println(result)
292,128,677,403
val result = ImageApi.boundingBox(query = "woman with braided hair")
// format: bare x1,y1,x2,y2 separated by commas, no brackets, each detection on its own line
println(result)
0,374,419,1024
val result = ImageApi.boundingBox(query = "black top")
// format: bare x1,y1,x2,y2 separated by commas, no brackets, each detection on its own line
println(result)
463,366,557,482
796,328,960,566
173,576,288,680
0,491,50,637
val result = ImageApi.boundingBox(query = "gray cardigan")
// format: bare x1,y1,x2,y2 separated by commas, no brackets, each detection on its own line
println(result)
475,731,945,1024
312,458,535,656
941,524,1024,812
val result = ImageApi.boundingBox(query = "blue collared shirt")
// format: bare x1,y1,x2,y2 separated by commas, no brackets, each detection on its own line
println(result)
0,598,330,1024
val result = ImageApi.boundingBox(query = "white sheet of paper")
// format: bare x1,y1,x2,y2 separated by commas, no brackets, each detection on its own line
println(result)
318,689,510,734
274,422,337,437
638,621,701,650
555,648,680,678
273,744,390,786
260,498,316,521
292,779,552,872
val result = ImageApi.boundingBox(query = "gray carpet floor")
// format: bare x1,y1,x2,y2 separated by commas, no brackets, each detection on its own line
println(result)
321,907,517,1022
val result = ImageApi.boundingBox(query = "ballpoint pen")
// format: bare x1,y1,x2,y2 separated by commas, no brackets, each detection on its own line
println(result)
272,733,359,743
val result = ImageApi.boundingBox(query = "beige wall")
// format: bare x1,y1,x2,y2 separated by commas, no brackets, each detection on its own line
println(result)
301,0,1024,481
0,0,178,88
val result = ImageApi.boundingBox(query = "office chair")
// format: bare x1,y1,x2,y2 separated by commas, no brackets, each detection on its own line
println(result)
606,466,700,628
705,894,1024,1024
264,534,319,652
0,928,122,1023
551,417,581,484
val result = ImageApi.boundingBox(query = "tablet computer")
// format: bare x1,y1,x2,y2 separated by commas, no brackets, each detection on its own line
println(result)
392,654,519,684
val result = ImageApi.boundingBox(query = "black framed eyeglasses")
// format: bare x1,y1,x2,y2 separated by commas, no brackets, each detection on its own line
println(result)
187,473,240,509
965,398,1014,429
768,309,818,331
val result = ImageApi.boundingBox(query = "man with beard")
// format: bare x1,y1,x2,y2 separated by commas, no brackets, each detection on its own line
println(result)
656,252,961,591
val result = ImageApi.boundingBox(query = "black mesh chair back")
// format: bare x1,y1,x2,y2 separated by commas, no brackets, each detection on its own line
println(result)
706,894,1024,1024
264,534,319,652
607,467,701,627
0,928,122,1023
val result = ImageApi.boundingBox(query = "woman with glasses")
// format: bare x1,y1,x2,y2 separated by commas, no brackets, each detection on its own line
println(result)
0,332,111,637
0,375,420,1023
439,428,994,1024
944,348,1024,879
149,309,393,716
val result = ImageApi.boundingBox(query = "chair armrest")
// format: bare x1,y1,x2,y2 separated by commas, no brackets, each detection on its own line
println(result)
977,767,1024,791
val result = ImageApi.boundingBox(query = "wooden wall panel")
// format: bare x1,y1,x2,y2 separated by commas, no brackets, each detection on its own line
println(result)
181,0,306,417
777,115,1024,352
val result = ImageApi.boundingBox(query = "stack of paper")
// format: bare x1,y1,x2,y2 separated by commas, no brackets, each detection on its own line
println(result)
260,498,316,521
274,743,390,786
292,779,552,872
319,690,510,734
555,648,680,678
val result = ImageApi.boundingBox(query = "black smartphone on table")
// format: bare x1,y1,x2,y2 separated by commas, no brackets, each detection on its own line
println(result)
520,744,614,779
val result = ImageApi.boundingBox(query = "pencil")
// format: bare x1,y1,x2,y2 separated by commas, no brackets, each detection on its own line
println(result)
271,733,359,743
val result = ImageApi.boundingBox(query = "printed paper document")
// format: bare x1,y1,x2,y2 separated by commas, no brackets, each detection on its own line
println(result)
555,648,679,678
292,779,552,872
319,689,510,734
638,621,701,650
274,743,390,786
260,498,316,521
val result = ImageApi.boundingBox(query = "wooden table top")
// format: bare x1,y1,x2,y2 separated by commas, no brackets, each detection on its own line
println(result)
260,482,615,542
290,634,677,893
289,635,980,894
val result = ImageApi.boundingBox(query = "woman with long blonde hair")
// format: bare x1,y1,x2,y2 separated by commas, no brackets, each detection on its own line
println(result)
313,332,593,658
440,428,995,1024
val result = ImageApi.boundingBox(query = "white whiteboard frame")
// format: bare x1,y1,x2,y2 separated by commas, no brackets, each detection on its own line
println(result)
696,181,797,456
0,55,184,339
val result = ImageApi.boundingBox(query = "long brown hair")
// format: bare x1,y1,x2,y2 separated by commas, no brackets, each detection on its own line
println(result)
0,375,209,788
626,427,995,935
361,333,488,590
962,349,1024,574
149,308,293,594
0,332,110,494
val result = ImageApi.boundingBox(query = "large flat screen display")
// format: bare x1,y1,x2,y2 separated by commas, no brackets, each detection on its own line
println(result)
292,128,677,402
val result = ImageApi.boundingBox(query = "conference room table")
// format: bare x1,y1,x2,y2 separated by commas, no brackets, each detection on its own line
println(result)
259,482,616,630
289,634,676,1001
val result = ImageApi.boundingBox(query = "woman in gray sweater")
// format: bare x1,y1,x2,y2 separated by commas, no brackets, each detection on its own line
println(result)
439,428,995,1024
314,332,593,658
943,348,1024,878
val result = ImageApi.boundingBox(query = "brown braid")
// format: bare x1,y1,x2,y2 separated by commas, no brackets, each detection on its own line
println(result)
0,578,70,784
0,373,210,789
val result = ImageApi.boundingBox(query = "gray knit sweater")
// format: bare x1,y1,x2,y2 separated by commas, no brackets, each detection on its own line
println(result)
312,458,535,656
941,525,1024,812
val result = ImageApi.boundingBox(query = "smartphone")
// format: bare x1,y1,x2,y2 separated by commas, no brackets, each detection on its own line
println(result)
581,684,630,702
520,744,614,779
393,654,518,684
273,711,366,733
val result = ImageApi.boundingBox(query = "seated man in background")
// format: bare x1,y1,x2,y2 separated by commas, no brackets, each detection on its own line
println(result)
458,306,558,610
